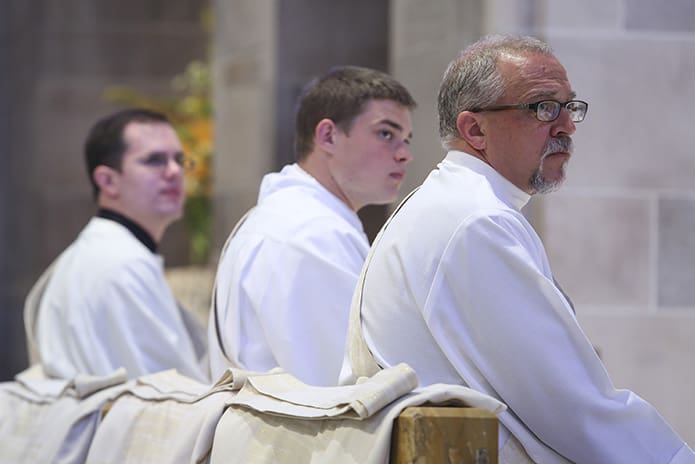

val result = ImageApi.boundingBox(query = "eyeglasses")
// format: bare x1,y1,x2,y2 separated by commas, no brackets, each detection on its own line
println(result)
471,99,588,123
138,152,196,172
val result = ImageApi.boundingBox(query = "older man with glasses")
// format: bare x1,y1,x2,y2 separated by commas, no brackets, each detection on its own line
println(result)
24,108,208,382
341,35,694,463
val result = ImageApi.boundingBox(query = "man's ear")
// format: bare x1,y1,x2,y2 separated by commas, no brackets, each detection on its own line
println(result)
456,111,486,151
93,165,120,198
314,118,338,153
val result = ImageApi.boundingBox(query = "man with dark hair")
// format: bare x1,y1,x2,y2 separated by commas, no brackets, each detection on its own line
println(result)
208,66,416,385
24,108,208,382
341,35,694,462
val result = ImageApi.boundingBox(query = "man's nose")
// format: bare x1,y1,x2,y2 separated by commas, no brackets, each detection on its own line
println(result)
551,107,577,137
163,158,184,177
395,143,413,163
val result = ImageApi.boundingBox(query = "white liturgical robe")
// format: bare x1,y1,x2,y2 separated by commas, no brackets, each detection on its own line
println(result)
346,151,694,463
29,217,208,382
209,164,369,385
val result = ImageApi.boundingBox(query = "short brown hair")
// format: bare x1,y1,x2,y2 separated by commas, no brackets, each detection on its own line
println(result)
294,66,416,161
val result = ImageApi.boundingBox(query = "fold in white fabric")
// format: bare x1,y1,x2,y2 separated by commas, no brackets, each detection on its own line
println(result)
15,364,129,400
227,363,420,420
209,366,284,393
84,367,258,464
212,377,505,464
0,365,131,464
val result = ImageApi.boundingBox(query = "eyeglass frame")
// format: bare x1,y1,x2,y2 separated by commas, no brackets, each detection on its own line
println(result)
136,151,196,172
470,99,588,123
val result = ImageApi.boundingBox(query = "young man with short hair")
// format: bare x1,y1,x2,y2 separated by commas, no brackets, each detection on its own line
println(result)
209,66,416,386
25,108,208,382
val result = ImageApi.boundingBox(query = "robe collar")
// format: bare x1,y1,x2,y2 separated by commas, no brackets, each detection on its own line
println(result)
260,163,366,236
445,151,531,211
97,208,158,253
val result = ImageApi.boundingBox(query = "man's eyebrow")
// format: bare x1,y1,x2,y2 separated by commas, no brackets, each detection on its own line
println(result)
378,119,413,139
379,119,403,131
143,150,166,158
145,150,184,156
530,90,577,100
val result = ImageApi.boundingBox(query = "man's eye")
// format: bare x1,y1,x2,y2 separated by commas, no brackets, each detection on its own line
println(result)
379,130,393,140
143,155,168,166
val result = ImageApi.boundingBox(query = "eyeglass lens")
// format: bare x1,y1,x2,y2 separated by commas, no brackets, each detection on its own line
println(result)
537,100,586,122
141,152,193,170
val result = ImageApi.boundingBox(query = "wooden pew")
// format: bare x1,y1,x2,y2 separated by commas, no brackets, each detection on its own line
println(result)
391,407,498,464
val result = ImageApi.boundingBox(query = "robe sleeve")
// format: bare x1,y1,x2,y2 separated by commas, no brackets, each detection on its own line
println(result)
94,258,208,382
424,210,689,463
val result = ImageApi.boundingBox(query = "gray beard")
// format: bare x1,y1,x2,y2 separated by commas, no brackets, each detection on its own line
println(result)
529,160,566,194
529,136,573,194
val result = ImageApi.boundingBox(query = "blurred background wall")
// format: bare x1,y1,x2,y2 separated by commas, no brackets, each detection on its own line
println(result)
1,0,694,444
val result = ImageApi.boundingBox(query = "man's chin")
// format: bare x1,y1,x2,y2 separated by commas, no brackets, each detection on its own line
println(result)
159,207,184,223
530,162,568,194
532,178,564,195
368,191,401,207
530,170,566,194
383,192,402,205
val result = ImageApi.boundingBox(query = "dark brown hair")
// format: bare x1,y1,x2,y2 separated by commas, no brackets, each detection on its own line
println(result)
294,66,416,161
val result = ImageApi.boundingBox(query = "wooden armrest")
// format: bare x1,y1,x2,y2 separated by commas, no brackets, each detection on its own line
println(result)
390,406,498,464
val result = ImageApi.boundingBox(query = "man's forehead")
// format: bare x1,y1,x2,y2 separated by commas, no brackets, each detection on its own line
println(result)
362,98,410,112
123,121,181,152
498,52,573,100
124,121,176,140
361,99,412,125
124,120,172,136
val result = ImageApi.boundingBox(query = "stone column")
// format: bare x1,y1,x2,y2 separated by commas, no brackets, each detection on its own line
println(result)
211,0,278,254
390,0,486,197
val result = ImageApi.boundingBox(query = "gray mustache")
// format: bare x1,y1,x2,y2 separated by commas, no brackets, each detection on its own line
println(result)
542,137,574,157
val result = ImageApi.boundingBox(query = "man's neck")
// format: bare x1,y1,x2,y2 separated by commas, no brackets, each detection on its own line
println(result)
297,158,358,212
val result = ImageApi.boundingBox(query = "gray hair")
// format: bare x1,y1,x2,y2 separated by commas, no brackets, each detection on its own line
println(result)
437,34,554,149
